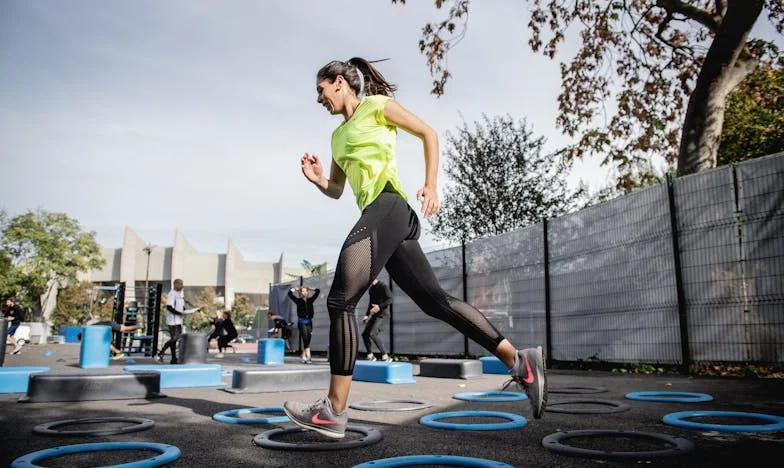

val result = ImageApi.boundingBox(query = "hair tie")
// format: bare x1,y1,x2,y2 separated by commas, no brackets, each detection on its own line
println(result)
355,66,365,99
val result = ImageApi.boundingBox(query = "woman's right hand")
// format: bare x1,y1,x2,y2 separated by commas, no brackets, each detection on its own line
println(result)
301,153,323,184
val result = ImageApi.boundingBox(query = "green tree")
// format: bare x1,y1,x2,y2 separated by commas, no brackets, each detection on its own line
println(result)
431,114,585,242
231,294,254,329
392,0,783,191
718,57,784,164
0,209,105,319
301,260,328,276
49,281,114,330
190,287,219,332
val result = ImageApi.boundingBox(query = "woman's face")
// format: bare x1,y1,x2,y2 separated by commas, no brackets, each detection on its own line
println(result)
316,76,344,115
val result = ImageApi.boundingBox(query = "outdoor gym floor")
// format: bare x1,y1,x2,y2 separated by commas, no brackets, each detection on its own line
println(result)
2,343,783,467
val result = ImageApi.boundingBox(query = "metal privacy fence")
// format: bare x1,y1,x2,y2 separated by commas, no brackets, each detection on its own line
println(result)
272,152,784,367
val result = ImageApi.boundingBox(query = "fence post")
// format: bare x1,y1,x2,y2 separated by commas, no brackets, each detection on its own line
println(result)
462,239,469,357
667,173,691,374
543,219,552,366
388,270,395,355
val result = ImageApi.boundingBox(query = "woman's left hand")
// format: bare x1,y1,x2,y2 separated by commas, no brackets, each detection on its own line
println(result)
416,185,440,217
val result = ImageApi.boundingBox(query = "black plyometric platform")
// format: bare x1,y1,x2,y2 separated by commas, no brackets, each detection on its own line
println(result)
418,359,484,380
224,364,330,393
19,371,166,403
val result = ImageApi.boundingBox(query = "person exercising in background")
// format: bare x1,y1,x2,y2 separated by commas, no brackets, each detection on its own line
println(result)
289,286,320,363
361,278,393,362
157,278,185,364
216,310,238,357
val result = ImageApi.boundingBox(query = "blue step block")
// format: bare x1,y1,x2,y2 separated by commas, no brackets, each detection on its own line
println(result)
124,364,226,388
257,338,285,365
353,361,415,384
0,367,50,393
79,325,111,369
480,356,509,375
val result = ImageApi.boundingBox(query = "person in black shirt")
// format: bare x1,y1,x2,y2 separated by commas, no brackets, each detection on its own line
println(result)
267,311,293,351
361,279,393,362
206,310,225,353
288,286,320,363
217,310,237,357
3,296,25,354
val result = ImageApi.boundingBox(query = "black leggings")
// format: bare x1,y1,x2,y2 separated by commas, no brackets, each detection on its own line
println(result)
362,315,387,355
298,322,313,348
159,324,182,361
218,330,237,352
326,191,505,376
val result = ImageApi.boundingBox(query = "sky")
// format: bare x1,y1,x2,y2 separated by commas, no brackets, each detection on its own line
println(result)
2,1,782,270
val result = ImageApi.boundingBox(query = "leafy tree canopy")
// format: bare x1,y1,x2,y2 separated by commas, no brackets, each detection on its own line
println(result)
50,281,114,330
718,56,784,164
392,0,783,191
0,209,105,317
430,114,585,242
231,294,254,329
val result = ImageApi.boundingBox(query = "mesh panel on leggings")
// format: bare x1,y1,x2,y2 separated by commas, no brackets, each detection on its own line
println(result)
330,236,372,373
338,236,373,308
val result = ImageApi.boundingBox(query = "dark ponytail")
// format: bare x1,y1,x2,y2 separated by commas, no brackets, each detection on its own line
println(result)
317,57,397,97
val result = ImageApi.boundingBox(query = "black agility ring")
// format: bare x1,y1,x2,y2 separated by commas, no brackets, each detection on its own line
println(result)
33,417,155,436
253,424,382,451
625,391,713,403
549,386,608,394
10,442,180,468
352,454,514,467
542,429,695,459
349,399,433,412
545,399,631,414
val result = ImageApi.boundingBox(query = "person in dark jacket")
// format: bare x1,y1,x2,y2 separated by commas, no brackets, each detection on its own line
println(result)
216,310,237,357
3,296,25,354
288,286,320,363
206,309,225,352
361,279,393,362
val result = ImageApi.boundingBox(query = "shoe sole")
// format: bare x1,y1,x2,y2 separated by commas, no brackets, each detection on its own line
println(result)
527,346,547,419
282,406,346,439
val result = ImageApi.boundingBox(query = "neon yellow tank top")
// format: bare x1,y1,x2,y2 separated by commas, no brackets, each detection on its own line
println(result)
331,95,407,211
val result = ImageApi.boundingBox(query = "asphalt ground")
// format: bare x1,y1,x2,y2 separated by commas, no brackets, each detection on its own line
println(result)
2,343,783,467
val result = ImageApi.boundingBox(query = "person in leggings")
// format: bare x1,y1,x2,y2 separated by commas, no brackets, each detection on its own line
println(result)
361,278,393,362
288,286,320,363
216,310,237,357
283,57,547,439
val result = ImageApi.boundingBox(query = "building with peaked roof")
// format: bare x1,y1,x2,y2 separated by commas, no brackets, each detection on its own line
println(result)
80,226,311,309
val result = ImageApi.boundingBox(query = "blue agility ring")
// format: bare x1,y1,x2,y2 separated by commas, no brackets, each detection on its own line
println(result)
626,391,713,403
11,442,180,468
352,454,514,467
662,410,784,433
213,407,289,424
420,411,527,431
453,391,528,402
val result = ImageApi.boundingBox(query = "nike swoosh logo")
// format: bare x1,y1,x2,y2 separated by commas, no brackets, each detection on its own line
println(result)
522,354,535,384
311,414,339,425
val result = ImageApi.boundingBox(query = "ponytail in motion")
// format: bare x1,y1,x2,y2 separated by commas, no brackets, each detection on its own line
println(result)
317,57,397,98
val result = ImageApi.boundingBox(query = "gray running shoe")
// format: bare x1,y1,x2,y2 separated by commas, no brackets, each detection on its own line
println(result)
283,397,348,439
507,346,547,419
